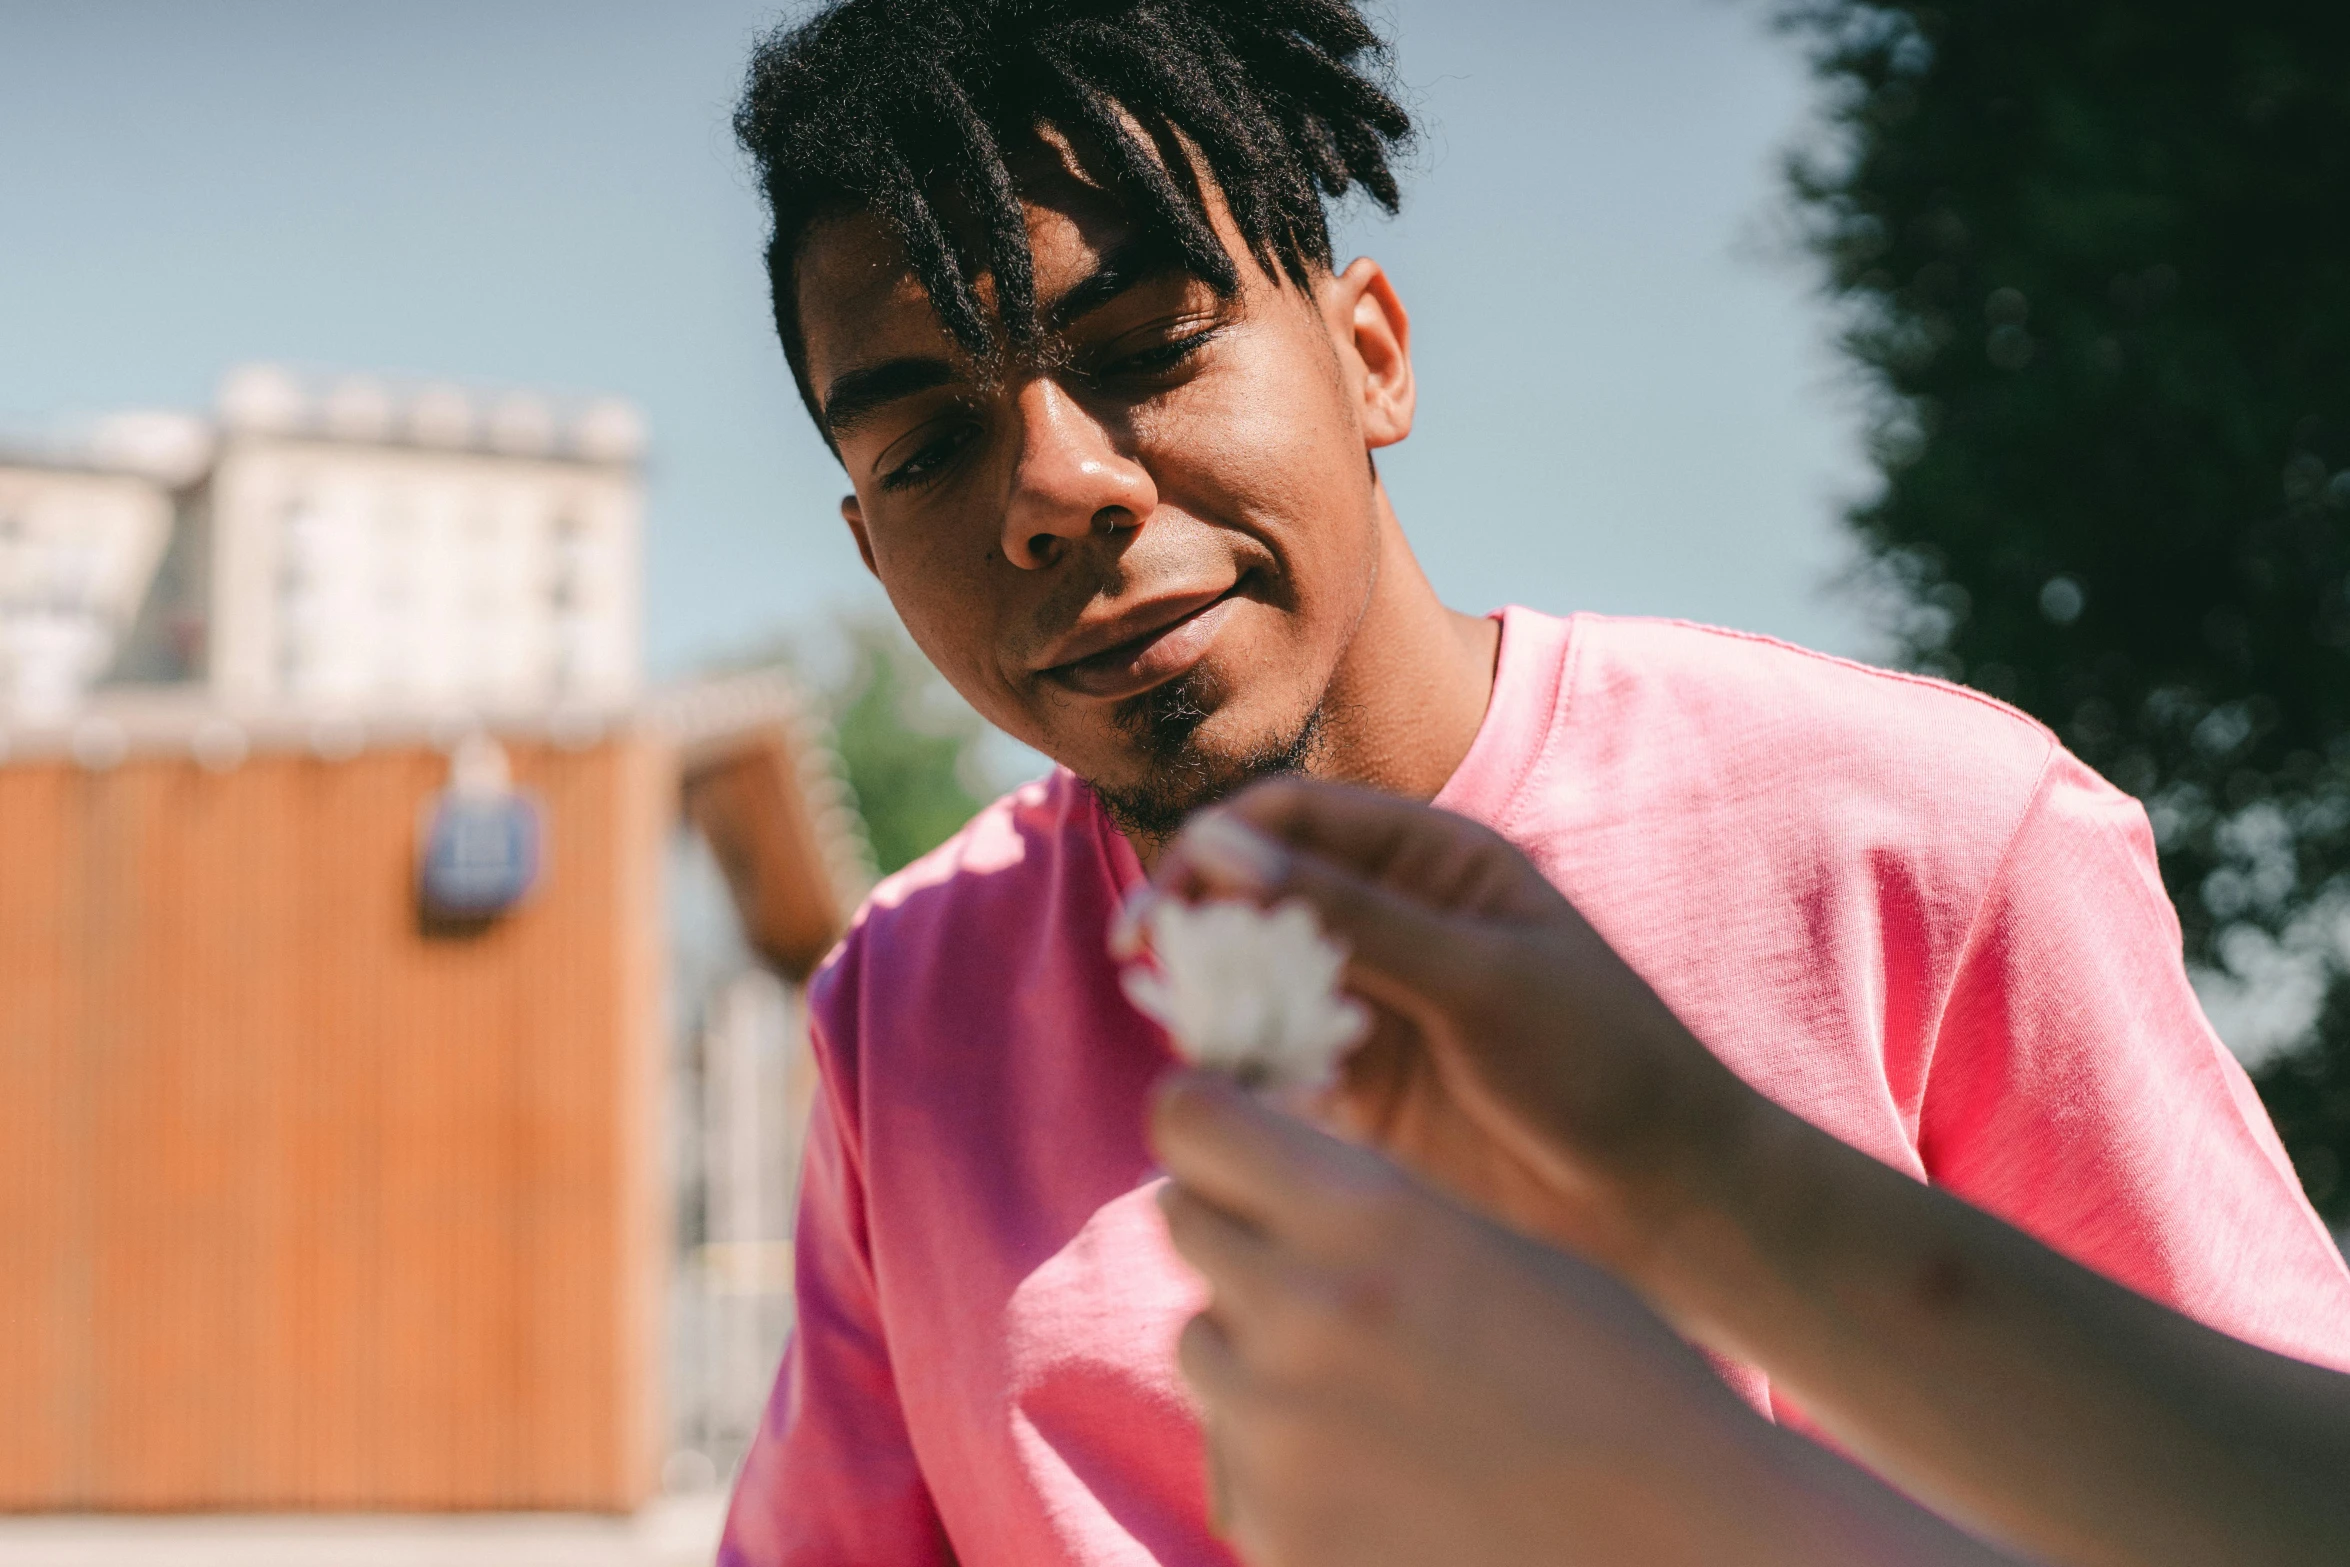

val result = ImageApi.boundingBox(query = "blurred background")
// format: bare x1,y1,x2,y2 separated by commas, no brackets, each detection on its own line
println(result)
3,0,2346,1561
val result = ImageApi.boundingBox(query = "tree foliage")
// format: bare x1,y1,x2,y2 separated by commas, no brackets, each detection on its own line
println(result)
1778,2,2350,1215
824,615,997,875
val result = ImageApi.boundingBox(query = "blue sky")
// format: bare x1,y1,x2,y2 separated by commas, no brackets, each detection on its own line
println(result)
0,0,1874,679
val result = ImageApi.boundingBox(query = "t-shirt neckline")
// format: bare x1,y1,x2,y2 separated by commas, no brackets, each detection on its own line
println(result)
1432,605,1568,824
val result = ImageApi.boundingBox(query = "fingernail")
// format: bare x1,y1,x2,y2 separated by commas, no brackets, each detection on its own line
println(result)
1109,885,1156,959
1184,812,1287,893
1150,1066,1210,1117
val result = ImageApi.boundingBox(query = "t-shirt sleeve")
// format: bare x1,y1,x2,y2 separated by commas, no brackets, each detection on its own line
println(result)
1919,746,2350,1369
718,1020,952,1567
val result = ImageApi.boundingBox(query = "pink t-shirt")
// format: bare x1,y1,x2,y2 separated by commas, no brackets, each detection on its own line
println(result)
720,609,2350,1566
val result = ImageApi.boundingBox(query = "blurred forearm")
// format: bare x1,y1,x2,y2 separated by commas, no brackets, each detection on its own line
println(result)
1644,1087,2350,1567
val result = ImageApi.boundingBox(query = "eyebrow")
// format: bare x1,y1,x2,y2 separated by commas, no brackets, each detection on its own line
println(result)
821,357,957,444
1044,236,1191,332
817,238,1200,443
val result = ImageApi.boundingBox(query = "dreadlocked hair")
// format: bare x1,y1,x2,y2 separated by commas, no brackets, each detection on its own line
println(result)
734,0,1414,423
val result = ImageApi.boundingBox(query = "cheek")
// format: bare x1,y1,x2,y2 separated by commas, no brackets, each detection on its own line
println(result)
862,517,1014,707
868,520,969,607
1152,336,1374,594
1170,344,1355,490
857,439,1020,608
1165,415,1377,692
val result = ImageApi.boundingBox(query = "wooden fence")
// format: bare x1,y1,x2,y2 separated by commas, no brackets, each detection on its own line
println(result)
0,736,667,1511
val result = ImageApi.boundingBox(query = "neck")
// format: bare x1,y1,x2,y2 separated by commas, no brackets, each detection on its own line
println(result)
1307,486,1500,802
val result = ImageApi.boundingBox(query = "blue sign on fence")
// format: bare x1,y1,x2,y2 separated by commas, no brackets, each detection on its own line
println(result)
420,791,541,918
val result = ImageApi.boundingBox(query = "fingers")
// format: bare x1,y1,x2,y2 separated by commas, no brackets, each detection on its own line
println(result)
1176,1315,1244,1538
1160,1179,1309,1322
1159,813,1482,1007
1220,776,1507,878
1161,1128,1353,1556
1151,1071,1399,1254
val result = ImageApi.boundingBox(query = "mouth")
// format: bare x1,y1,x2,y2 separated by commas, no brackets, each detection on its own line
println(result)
1039,581,1246,702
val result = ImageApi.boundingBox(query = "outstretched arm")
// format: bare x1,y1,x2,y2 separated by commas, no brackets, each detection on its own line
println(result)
1144,781,2350,1567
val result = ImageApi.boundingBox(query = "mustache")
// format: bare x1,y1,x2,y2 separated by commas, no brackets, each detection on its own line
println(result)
1027,557,1132,654
1014,505,1292,667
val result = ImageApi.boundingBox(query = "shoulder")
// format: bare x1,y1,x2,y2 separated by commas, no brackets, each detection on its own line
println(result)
1564,612,2061,792
1571,613,2053,749
1509,613,2093,893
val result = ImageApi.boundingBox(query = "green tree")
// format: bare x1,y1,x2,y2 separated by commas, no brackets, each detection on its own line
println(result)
824,615,996,875
1777,3,2350,1215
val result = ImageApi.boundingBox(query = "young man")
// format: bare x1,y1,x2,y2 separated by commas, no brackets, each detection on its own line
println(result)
718,4,2350,1564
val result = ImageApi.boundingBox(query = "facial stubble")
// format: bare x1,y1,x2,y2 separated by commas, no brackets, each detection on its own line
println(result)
1089,663,1326,846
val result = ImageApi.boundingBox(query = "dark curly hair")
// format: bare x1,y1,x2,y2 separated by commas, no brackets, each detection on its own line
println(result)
734,0,1414,424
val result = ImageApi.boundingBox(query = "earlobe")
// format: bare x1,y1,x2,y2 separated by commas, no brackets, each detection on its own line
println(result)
841,494,880,579
1337,257,1416,450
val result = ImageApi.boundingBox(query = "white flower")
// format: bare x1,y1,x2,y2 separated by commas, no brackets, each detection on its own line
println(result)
1120,896,1369,1091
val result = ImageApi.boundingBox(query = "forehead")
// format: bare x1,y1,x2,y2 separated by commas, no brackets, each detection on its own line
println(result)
792,146,1145,388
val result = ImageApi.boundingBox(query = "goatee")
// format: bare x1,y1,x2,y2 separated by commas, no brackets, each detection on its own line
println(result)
1089,666,1325,847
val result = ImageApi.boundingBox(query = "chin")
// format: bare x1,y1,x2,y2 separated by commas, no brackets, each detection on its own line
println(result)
1085,673,1326,844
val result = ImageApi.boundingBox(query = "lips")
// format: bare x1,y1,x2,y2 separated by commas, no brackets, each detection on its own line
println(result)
1040,584,1242,701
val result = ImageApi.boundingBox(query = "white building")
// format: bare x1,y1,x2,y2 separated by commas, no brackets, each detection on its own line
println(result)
0,451,178,723
0,365,646,730
0,414,217,719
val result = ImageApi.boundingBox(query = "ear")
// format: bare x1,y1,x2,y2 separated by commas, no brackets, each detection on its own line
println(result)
1329,257,1415,450
841,494,880,579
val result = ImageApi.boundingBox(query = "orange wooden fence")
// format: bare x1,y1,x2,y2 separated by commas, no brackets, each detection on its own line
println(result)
0,736,667,1511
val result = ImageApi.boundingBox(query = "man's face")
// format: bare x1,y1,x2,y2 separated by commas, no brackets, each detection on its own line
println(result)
794,143,1412,838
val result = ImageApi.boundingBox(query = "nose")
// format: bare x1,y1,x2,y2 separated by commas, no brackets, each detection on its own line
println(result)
998,378,1156,571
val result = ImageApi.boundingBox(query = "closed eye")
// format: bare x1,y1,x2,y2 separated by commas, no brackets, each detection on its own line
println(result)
878,420,981,491
1098,326,1221,381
